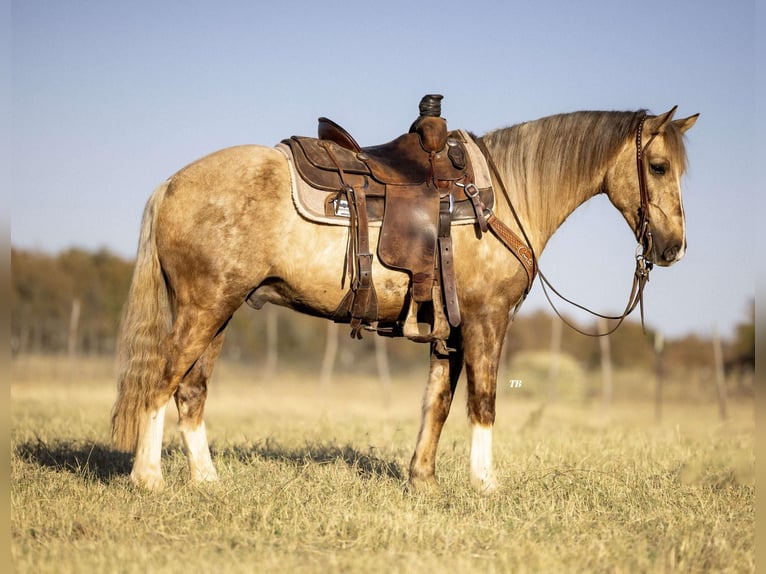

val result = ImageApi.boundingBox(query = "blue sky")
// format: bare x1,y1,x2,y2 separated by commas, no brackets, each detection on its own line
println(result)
9,0,758,339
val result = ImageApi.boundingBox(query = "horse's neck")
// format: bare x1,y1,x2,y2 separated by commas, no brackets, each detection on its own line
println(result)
486,127,610,256
511,169,601,255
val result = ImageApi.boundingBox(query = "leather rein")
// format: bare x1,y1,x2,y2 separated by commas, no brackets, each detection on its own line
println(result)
471,114,655,337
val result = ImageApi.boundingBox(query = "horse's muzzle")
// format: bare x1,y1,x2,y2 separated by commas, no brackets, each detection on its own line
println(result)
658,240,686,266
663,245,680,262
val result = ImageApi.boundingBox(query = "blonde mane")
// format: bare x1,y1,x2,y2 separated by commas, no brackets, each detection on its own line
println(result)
481,110,688,244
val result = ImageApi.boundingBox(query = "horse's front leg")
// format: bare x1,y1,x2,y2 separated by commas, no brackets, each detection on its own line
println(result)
408,329,463,491
462,311,508,494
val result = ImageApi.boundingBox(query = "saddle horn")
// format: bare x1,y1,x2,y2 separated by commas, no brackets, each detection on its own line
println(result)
418,94,443,117
411,94,447,152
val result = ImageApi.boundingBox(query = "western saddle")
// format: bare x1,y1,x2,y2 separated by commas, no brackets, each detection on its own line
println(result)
280,95,496,351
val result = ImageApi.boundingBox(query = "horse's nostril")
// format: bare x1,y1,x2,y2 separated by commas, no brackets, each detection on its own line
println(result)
663,246,679,262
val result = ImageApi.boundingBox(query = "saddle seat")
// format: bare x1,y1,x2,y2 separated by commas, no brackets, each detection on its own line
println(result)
316,115,453,185
288,123,472,190
278,95,494,348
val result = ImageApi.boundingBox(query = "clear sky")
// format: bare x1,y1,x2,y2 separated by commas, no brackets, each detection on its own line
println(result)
9,0,758,340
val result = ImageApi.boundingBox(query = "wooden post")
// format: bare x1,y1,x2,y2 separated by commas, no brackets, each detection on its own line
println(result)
68,298,80,357
319,321,339,388
712,323,728,421
374,334,392,406
263,306,278,377
67,298,81,383
654,331,664,424
548,315,562,402
599,317,612,412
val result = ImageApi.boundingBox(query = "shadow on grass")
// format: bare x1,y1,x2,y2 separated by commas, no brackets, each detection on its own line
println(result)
13,438,133,483
13,437,403,483
216,439,404,481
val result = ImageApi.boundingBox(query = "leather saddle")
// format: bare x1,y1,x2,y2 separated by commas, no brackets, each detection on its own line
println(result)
281,95,494,349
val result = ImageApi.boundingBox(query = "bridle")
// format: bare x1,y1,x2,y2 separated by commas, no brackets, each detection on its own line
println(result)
472,113,657,337
635,114,655,263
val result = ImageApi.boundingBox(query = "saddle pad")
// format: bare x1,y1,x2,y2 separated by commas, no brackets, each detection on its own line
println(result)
276,129,494,227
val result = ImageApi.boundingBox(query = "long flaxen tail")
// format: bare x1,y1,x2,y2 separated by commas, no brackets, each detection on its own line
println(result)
111,181,173,452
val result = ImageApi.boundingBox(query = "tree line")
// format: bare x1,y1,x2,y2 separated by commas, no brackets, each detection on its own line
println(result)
11,247,754,385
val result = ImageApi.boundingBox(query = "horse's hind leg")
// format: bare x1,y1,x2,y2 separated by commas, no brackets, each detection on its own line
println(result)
409,329,463,491
174,329,227,483
131,303,235,489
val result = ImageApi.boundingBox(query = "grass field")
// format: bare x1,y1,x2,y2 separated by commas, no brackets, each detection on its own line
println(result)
11,355,755,573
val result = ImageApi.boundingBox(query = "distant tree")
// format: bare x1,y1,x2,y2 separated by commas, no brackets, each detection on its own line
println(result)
724,300,755,394
11,248,133,354
607,321,654,369
729,300,755,362
11,249,73,353
664,333,714,373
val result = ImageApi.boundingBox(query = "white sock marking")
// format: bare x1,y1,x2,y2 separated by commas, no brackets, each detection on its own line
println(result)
131,403,167,489
470,423,497,493
181,421,219,482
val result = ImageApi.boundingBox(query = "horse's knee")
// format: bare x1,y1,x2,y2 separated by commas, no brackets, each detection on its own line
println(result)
174,380,208,427
467,390,496,426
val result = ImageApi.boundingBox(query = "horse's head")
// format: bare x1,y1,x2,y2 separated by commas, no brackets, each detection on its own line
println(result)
605,107,699,267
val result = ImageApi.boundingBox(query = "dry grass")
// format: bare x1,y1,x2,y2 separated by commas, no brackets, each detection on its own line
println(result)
11,355,755,573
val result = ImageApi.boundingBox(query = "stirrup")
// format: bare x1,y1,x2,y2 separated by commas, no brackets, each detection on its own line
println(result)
402,286,450,343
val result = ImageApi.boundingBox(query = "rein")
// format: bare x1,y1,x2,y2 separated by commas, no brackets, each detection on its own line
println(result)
471,114,655,337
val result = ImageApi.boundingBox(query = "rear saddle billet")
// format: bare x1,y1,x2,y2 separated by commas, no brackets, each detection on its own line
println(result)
279,95,495,349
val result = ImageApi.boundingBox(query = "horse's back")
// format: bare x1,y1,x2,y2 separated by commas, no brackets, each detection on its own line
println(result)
165,145,289,200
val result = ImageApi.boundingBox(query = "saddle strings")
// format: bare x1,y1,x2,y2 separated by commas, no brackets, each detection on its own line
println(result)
473,114,653,338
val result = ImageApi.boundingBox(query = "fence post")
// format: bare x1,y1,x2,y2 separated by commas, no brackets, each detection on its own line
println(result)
712,323,728,421
599,317,612,413
319,321,339,388
263,306,278,378
548,315,562,402
374,335,392,406
68,298,81,357
654,331,664,424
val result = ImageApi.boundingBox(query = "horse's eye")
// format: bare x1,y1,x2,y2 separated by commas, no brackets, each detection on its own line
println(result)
650,163,667,175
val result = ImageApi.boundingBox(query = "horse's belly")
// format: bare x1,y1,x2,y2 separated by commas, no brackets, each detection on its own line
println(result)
248,261,411,322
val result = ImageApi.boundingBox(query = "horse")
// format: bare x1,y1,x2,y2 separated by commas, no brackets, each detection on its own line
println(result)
111,106,698,493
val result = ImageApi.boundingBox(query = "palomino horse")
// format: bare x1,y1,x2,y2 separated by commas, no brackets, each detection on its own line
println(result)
112,106,698,492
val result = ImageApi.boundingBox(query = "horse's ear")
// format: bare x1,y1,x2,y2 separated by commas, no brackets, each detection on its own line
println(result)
648,106,678,134
672,113,699,134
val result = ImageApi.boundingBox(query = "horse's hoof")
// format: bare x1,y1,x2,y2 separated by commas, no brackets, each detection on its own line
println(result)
190,470,220,484
470,474,499,495
406,475,440,494
130,470,165,491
